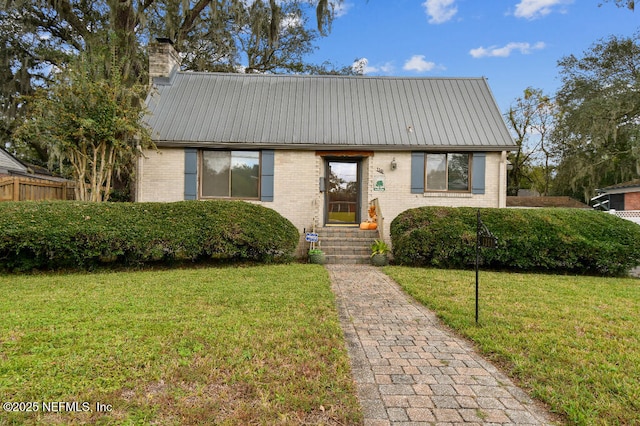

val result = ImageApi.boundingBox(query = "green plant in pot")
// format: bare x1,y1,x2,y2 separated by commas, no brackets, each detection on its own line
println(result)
308,248,326,264
370,239,389,266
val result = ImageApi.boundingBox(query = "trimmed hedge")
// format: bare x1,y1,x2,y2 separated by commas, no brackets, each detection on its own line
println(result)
390,207,640,276
0,201,300,271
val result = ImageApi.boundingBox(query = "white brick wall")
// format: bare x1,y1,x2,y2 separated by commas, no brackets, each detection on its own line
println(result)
136,148,322,230
365,151,507,242
136,148,508,246
267,151,322,232
136,148,185,202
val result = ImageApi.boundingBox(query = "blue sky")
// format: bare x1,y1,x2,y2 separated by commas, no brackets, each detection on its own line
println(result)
307,0,639,113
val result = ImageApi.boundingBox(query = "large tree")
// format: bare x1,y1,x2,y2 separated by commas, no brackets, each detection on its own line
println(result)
505,88,557,196
1,0,341,157
144,0,331,73
553,33,640,201
1,0,337,80
2,0,345,201
15,47,153,201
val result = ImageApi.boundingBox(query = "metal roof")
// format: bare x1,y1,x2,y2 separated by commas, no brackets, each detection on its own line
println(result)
145,72,516,151
597,179,640,194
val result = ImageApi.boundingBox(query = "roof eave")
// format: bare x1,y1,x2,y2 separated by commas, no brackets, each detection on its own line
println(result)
152,140,518,152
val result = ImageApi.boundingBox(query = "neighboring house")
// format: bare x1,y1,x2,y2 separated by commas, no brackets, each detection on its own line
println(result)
138,39,516,246
592,180,640,225
592,179,640,211
0,147,74,201
0,147,28,175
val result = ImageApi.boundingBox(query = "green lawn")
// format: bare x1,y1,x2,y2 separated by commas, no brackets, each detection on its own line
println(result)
0,265,361,425
385,266,640,425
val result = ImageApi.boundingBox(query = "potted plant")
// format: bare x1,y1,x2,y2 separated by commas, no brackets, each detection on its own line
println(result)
370,239,389,266
308,248,326,264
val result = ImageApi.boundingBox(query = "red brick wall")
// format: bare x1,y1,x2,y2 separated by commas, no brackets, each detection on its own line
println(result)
625,191,640,210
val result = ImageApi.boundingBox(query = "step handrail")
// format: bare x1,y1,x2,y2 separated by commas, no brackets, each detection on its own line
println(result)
371,198,384,240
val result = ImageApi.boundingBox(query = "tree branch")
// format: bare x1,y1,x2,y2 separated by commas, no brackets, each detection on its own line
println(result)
177,0,212,43
46,0,89,40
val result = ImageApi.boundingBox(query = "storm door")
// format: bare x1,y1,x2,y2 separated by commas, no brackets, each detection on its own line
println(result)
325,160,361,225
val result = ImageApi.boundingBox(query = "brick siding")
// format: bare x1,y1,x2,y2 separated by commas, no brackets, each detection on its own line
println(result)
136,148,508,247
625,191,640,210
135,149,185,202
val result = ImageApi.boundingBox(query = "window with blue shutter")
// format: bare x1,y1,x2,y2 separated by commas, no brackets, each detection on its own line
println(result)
194,149,273,201
412,151,485,194
425,153,470,191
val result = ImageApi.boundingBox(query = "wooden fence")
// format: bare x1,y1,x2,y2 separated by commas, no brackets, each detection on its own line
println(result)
0,176,74,202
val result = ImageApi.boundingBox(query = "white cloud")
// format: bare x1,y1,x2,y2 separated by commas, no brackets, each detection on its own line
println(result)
351,58,368,75
403,55,437,72
353,58,395,75
469,41,546,58
332,1,352,18
369,62,395,74
280,12,303,29
513,0,573,20
422,0,457,24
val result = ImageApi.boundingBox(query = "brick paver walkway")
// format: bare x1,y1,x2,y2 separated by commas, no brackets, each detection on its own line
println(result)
327,265,554,425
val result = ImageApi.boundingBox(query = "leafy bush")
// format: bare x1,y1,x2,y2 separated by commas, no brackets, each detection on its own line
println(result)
390,207,640,276
0,201,299,271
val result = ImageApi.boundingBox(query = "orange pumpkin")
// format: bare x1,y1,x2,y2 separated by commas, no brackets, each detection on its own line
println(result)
359,222,378,230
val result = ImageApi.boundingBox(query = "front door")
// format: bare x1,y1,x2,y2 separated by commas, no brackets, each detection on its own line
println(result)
326,160,360,225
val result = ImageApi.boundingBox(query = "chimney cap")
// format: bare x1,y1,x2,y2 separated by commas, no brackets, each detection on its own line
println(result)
155,37,174,45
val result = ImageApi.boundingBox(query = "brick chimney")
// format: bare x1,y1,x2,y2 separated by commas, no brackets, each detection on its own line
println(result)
148,38,180,86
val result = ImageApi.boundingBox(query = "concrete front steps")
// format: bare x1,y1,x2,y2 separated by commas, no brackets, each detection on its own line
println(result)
318,226,379,264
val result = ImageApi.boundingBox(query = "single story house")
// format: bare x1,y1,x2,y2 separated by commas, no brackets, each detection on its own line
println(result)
0,147,28,175
592,180,640,225
0,147,74,201
592,179,640,211
137,39,516,247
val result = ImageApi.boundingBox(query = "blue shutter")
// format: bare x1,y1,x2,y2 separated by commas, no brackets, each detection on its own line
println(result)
472,152,486,194
260,150,275,202
411,152,425,194
184,148,198,200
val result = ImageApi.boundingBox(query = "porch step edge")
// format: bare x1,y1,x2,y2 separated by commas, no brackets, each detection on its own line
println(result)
324,254,371,265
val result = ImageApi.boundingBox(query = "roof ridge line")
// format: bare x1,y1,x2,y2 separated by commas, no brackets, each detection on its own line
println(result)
175,71,485,81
